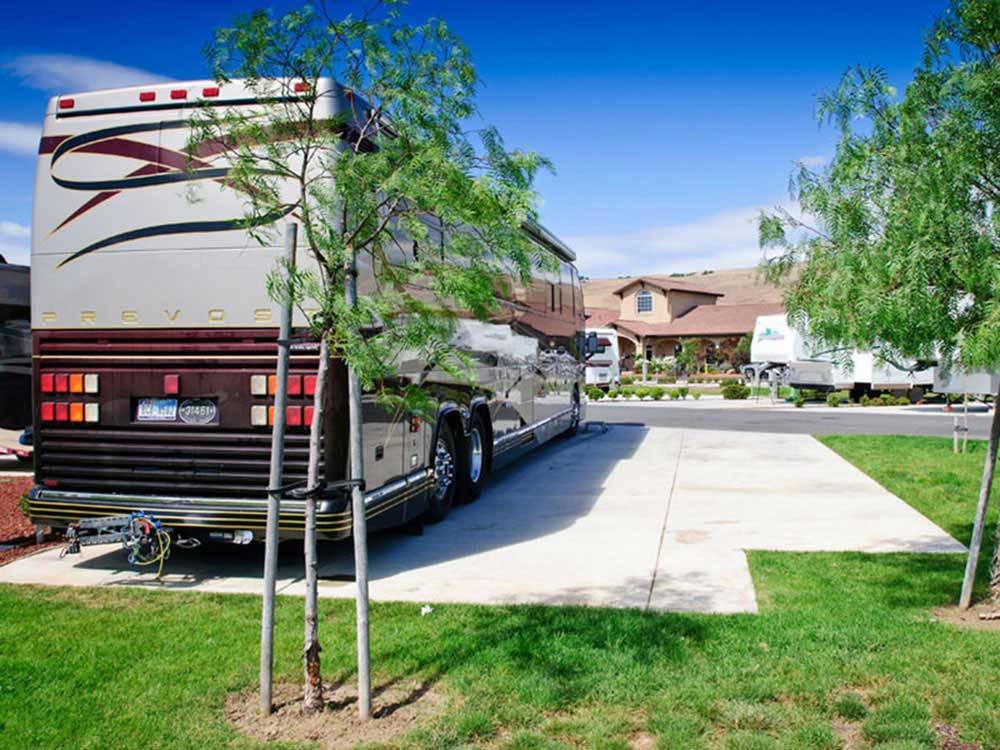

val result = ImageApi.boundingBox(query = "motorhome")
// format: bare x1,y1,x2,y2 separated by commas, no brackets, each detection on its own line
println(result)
584,327,620,389
27,79,586,542
746,313,932,397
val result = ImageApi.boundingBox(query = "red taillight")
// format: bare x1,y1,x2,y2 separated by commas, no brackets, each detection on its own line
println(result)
287,375,302,396
294,81,309,92
202,86,220,97
170,89,187,100
55,403,69,422
286,406,302,427
40,374,54,393
304,405,314,425
55,374,69,393
58,98,75,110
40,402,54,421
164,374,180,394
43,479,58,488
304,375,317,396
139,91,156,102
409,415,421,433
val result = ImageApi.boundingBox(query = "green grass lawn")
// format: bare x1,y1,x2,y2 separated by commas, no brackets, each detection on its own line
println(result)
2,435,999,749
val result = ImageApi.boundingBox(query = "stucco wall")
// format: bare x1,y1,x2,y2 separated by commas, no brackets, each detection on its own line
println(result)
667,290,719,319
617,283,668,321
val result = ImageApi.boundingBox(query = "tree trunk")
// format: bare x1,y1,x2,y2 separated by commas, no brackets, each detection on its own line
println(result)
959,385,1000,608
302,336,329,713
345,248,372,721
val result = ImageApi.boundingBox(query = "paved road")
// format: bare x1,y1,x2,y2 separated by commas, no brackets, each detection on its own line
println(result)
587,400,995,438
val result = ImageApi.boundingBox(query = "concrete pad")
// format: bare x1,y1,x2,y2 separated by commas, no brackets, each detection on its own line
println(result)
0,427,964,614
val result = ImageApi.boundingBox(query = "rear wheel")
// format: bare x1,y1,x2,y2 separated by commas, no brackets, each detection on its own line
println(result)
425,422,458,523
563,389,581,438
459,411,489,503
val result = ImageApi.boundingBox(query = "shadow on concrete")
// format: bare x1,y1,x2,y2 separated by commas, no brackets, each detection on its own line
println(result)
62,425,649,590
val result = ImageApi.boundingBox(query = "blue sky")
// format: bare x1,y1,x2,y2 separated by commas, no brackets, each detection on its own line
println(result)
0,0,944,275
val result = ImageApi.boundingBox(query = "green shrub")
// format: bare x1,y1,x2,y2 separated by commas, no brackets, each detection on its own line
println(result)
677,386,690,400
826,390,850,407
794,394,806,408
650,387,666,400
621,375,635,386
607,388,620,399
668,388,681,400
633,386,650,399
721,382,751,400
895,395,911,406
583,385,604,401
692,391,701,400
860,394,871,406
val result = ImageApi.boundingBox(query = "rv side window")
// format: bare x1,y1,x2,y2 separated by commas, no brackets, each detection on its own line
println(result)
548,283,556,312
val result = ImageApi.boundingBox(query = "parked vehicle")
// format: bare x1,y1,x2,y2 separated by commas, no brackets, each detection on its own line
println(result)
0,261,30,430
745,313,932,398
584,327,620,390
27,79,586,542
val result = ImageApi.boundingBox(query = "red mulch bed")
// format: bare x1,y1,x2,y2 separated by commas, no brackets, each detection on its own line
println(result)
0,476,56,566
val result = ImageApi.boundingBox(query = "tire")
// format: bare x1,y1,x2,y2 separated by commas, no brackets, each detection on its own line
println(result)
563,389,581,438
425,421,459,523
458,411,490,503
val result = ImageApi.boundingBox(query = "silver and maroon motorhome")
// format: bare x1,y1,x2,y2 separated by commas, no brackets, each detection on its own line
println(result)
27,80,586,542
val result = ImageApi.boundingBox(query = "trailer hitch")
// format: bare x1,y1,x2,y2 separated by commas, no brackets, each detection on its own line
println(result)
62,511,174,579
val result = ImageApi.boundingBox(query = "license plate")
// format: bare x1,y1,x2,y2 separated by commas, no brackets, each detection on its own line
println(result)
136,398,178,422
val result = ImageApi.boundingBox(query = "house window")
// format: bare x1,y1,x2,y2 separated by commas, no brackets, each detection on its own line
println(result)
636,289,653,314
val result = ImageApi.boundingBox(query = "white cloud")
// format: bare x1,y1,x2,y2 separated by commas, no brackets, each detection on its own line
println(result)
7,54,168,93
565,202,801,278
796,155,828,168
0,121,41,157
0,220,30,265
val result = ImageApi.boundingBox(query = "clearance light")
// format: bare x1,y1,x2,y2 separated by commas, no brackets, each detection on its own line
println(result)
250,374,267,396
139,91,156,102
304,375,317,396
250,405,268,426
287,375,302,396
69,373,84,393
55,374,69,393
202,86,220,97
40,374,54,393
69,403,84,423
84,374,99,394
84,403,99,423
170,89,187,100
164,374,180,395
286,406,302,427
58,99,75,110
267,374,277,396
267,405,275,426
40,402,54,421
55,403,69,422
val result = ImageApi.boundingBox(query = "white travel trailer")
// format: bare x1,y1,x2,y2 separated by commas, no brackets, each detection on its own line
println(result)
933,365,1000,397
746,313,933,396
584,327,620,389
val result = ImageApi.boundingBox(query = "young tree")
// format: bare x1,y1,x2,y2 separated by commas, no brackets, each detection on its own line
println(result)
190,0,551,715
758,0,1000,608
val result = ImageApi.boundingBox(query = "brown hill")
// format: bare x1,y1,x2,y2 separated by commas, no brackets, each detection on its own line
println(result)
583,266,792,313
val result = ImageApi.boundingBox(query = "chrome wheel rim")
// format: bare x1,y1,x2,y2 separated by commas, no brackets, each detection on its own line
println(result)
468,427,484,484
433,436,455,501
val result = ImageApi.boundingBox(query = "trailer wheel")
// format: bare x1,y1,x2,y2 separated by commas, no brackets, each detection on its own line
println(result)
459,411,490,503
425,421,459,523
